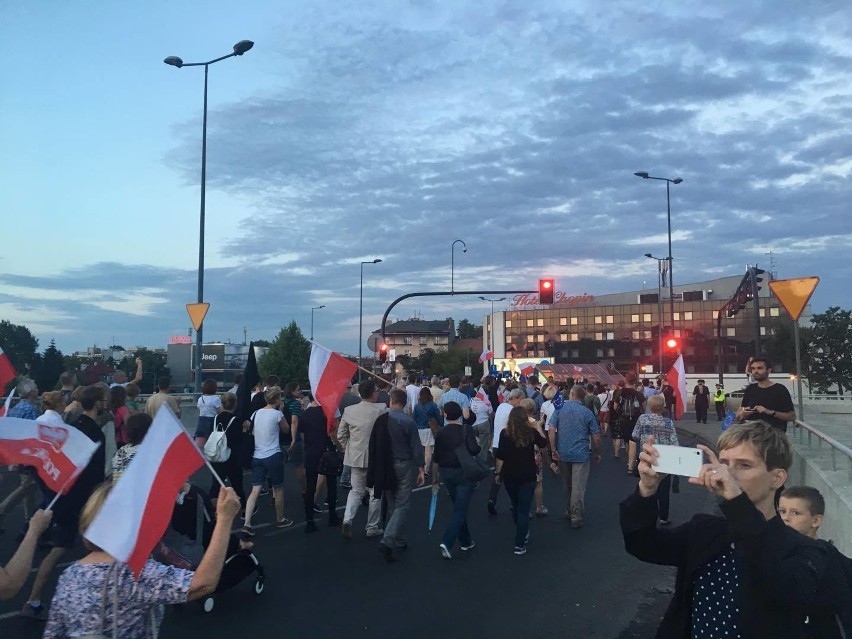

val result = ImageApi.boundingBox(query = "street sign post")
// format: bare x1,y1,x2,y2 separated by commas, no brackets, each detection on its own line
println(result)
768,277,819,421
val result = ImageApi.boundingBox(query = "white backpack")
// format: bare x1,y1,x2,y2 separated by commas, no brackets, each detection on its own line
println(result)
203,416,235,463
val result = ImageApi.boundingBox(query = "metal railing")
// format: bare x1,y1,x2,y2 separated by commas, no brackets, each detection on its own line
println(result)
793,419,852,481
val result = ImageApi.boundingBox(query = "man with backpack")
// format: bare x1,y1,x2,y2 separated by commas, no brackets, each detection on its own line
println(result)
610,373,645,472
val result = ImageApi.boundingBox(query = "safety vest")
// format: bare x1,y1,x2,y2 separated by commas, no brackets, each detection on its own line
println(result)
714,388,726,402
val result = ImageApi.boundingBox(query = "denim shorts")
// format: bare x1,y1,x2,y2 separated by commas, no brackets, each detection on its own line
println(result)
251,452,284,487
194,415,215,439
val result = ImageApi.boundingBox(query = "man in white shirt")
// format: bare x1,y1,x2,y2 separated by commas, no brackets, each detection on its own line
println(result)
486,389,525,515
404,374,421,416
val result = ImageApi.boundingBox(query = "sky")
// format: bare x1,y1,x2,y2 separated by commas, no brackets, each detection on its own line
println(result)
2,0,850,357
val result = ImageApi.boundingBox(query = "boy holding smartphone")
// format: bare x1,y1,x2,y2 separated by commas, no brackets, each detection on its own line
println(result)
620,421,830,637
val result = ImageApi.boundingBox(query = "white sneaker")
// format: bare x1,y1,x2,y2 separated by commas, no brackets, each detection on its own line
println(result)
439,543,452,559
460,541,476,551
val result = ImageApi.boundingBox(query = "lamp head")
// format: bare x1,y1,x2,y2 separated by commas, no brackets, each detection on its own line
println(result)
233,40,254,55
373,258,382,264
672,177,683,185
634,171,649,179
164,56,184,68
319,305,326,309
644,253,653,258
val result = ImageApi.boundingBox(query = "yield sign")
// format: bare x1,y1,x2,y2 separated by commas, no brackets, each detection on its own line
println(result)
768,277,819,321
186,303,210,331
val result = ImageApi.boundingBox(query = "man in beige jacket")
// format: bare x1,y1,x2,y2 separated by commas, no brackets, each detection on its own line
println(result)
338,379,387,538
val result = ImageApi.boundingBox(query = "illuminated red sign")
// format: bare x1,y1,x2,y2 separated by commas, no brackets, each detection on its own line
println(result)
168,336,192,345
511,292,595,307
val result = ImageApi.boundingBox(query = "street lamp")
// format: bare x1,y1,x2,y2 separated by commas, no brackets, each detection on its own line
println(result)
644,253,667,372
451,239,467,293
165,39,254,392
310,305,325,341
634,172,682,339
359,258,382,381
479,296,506,354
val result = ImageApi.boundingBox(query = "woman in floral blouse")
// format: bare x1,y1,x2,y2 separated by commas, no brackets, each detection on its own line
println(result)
630,394,680,525
43,482,241,638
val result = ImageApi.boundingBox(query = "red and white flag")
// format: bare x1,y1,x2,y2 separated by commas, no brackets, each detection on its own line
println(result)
0,348,17,416
478,348,493,363
667,354,687,421
309,343,358,434
84,404,203,577
0,416,100,494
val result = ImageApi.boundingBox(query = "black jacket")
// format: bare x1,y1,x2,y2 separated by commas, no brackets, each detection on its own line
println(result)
620,488,829,638
366,413,396,499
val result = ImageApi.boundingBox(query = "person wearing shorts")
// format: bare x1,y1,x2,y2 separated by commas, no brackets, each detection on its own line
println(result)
412,387,440,472
195,378,222,449
241,387,293,535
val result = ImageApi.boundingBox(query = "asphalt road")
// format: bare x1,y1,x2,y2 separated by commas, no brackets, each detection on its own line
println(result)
0,425,718,638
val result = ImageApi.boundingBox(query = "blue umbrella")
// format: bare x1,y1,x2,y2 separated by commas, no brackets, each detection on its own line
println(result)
722,410,736,431
428,484,439,531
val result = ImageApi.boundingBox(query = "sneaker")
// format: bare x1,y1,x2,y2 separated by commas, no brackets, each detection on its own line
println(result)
658,519,671,526
378,543,395,563
460,540,476,551
240,525,255,537
487,500,497,516
439,543,452,560
341,521,352,539
513,545,527,556
259,487,270,497
366,528,385,538
312,503,324,513
21,602,47,620
275,517,294,529
534,506,549,517
525,530,530,544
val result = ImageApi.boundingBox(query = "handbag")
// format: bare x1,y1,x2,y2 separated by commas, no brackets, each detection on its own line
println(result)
318,449,344,476
455,424,490,482
203,416,235,463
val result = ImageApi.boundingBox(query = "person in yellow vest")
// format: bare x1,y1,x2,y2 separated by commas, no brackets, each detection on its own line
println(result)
713,383,727,421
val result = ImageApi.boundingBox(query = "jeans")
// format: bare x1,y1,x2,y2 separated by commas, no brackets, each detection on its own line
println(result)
715,402,725,420
304,461,338,524
340,464,352,485
343,467,382,533
382,461,415,548
558,461,590,524
440,466,475,549
504,481,535,547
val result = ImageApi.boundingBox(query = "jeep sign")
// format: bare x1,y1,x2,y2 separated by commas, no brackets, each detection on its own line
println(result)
200,344,225,370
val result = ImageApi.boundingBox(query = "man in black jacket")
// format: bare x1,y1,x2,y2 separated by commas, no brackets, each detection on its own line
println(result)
620,421,829,638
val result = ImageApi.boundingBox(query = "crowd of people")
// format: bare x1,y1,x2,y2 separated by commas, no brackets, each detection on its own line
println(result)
0,354,849,637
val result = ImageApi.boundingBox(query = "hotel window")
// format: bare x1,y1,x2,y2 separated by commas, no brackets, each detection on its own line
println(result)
673,312,681,321
536,335,545,343
435,336,448,344
684,311,693,320
594,332,604,340
570,333,579,342
631,348,641,356
631,331,640,339
536,318,544,327
505,320,512,328
607,348,615,357
605,315,614,324
674,329,682,338
526,319,534,327
527,350,535,357
505,335,512,342
606,332,615,340
642,330,652,339
594,316,603,324
770,307,780,317
403,336,413,345
644,348,652,357
643,313,652,322
685,346,695,356
712,311,719,319
760,327,767,336
419,337,428,345
559,317,567,326
571,349,579,358
559,333,568,342
631,314,640,322
759,308,765,317
726,328,736,337
570,317,578,325
527,335,534,343
596,349,604,357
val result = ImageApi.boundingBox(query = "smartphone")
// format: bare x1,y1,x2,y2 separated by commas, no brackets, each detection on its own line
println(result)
654,445,704,478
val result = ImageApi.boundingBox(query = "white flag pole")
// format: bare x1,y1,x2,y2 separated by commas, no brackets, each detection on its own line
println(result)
3,388,16,415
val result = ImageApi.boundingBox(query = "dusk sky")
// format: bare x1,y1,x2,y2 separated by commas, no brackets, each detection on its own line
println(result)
2,1,850,357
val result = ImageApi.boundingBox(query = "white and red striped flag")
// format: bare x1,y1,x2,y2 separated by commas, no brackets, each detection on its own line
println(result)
84,404,203,577
667,354,688,421
0,416,100,494
478,348,493,364
0,347,18,416
309,342,358,434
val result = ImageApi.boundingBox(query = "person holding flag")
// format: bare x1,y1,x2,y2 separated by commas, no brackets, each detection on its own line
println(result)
0,508,52,600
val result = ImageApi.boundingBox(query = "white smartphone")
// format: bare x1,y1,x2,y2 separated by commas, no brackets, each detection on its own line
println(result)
653,445,704,478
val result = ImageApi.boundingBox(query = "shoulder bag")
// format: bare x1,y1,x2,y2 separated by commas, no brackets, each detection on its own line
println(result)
454,424,489,483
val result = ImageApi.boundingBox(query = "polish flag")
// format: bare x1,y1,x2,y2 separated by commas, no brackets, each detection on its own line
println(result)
84,404,203,577
667,354,687,421
0,348,17,416
474,388,492,410
520,363,536,376
478,348,493,363
0,415,100,494
309,343,358,434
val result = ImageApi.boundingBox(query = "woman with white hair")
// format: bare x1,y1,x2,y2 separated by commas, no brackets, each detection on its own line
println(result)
629,393,679,525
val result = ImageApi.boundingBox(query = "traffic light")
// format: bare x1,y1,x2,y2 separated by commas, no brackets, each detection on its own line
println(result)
665,336,679,350
379,343,389,362
539,278,555,304
750,267,765,297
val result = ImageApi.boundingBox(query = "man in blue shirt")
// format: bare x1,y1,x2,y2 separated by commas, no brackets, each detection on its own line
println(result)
547,385,601,528
8,379,39,420
438,374,471,424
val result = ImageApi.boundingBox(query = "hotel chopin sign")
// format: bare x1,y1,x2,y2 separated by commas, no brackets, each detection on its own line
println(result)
511,292,595,307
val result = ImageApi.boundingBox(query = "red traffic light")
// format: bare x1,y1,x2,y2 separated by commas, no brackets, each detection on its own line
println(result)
539,278,555,304
379,342,389,362
665,337,679,350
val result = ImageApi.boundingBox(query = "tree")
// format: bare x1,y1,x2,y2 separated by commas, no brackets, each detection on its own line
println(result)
0,320,39,374
763,316,809,375
31,340,66,391
259,321,311,386
457,319,483,339
805,306,852,394
131,348,170,394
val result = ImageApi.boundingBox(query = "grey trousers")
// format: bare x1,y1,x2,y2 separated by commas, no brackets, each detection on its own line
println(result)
558,461,590,523
382,461,416,548
473,421,491,462
343,467,383,533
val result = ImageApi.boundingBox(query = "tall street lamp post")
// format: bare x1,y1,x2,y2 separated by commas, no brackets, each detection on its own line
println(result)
359,259,382,381
644,253,666,373
165,39,254,392
451,239,467,294
310,305,325,341
479,296,505,354
634,172,683,340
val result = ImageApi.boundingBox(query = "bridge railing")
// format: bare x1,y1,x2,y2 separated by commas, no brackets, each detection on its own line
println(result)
793,419,852,481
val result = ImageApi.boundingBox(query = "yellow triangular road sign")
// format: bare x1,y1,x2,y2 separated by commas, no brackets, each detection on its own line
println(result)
186,303,210,331
768,277,819,322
